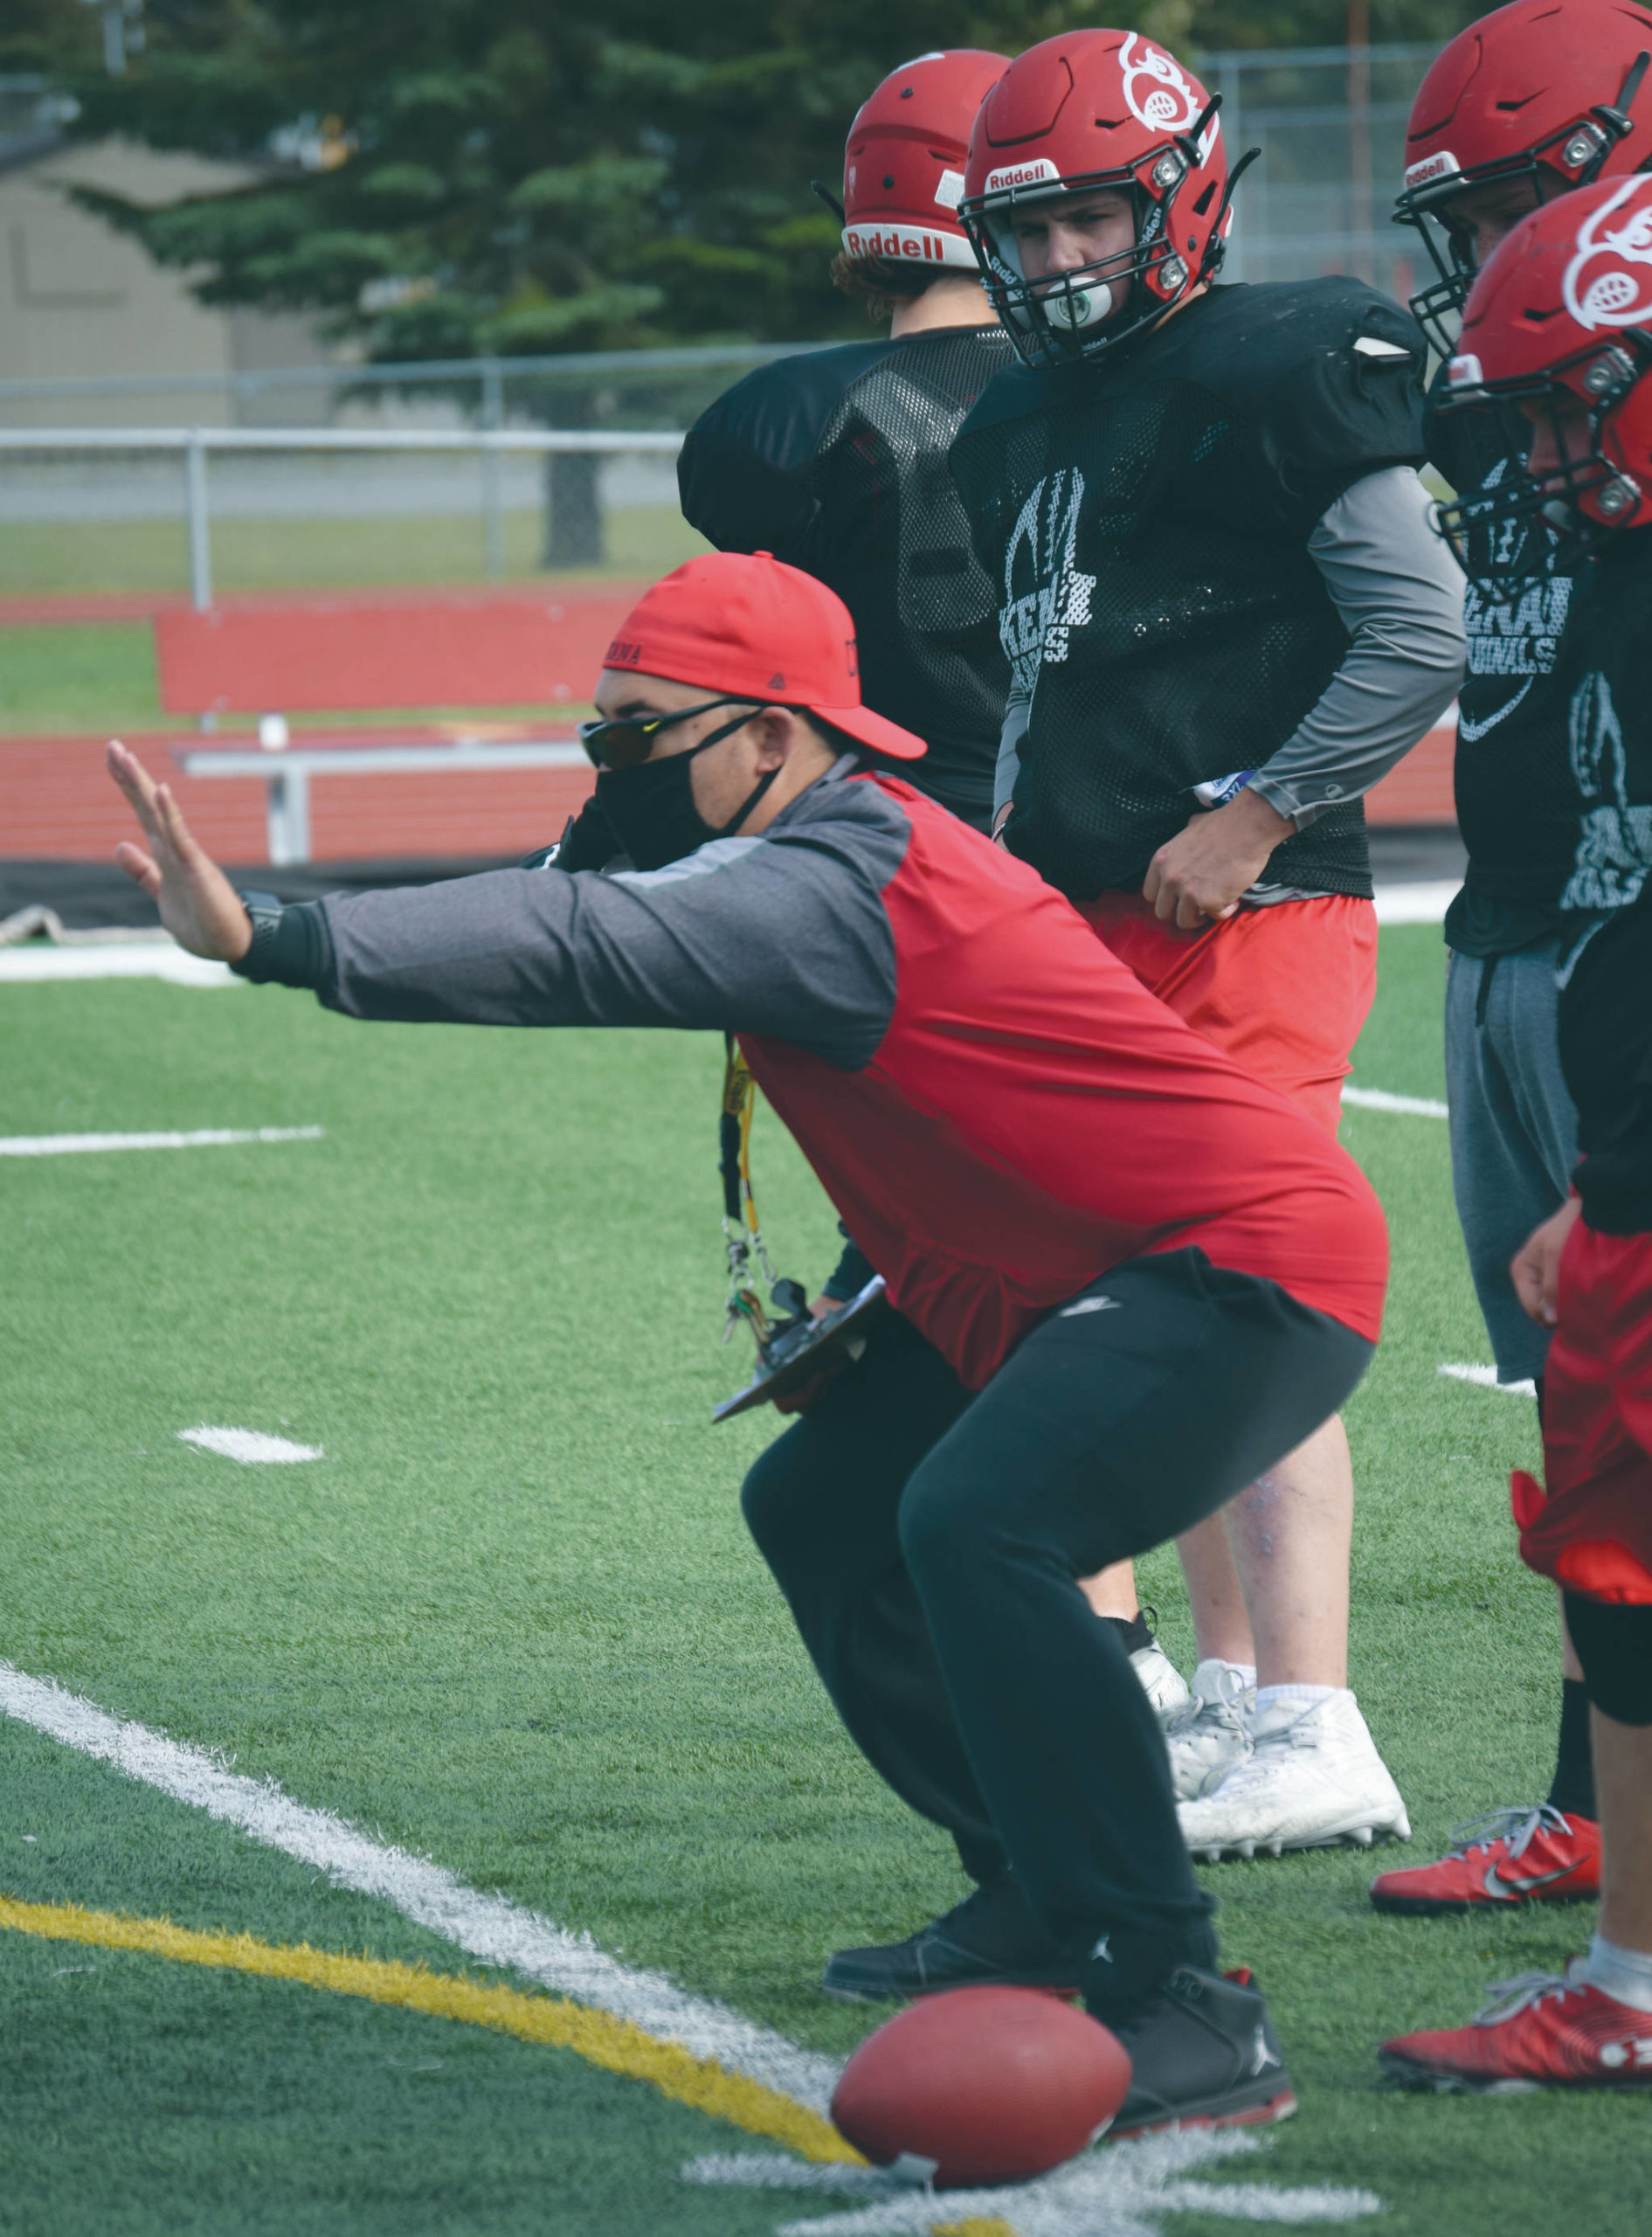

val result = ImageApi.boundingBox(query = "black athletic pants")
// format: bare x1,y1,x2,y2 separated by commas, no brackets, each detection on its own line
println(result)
741,1247,1374,2003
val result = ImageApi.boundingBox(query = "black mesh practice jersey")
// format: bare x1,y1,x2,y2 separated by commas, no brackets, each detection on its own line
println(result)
1555,530,1652,1233
678,327,1017,827
949,280,1431,900
1428,389,1580,945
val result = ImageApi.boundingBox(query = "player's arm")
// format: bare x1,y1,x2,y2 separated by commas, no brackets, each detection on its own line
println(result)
992,687,1030,844
1144,467,1465,926
677,376,823,564
1511,1195,1582,1326
1246,465,1466,831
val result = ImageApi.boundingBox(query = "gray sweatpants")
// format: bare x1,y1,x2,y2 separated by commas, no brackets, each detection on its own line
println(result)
1444,939,1579,1386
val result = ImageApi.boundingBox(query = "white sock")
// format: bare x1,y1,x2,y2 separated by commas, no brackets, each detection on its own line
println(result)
1253,1682,1344,1714
1585,1934,1652,2015
1196,1658,1256,1687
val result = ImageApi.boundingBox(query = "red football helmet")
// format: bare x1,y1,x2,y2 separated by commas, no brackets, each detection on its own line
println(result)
840,50,1010,275
1395,0,1652,353
1437,174,1652,576
959,30,1238,368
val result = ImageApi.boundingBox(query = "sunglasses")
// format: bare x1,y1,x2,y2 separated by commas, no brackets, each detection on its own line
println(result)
577,696,755,771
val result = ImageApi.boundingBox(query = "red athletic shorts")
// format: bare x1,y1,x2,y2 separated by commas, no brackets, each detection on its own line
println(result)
1511,1218,1652,1605
1075,891,1379,1135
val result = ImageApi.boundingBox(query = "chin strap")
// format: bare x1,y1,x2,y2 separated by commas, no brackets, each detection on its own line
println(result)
811,178,847,223
1593,51,1650,178
1198,145,1261,286
1176,90,1224,172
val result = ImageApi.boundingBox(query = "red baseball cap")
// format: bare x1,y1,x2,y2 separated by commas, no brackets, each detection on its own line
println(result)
602,551,927,760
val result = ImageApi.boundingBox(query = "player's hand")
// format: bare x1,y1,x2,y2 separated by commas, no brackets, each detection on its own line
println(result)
107,739,252,962
1143,789,1296,930
1510,1195,1582,1326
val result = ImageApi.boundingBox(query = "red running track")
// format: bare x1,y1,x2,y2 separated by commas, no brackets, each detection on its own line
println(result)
0,582,649,628
3,730,597,863
3,722,1455,867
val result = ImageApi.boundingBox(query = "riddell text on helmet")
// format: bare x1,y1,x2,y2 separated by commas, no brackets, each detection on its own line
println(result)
1403,149,1462,189
842,224,954,262
983,158,1063,196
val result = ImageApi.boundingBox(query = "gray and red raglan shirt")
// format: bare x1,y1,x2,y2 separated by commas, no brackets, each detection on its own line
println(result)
239,758,1388,1384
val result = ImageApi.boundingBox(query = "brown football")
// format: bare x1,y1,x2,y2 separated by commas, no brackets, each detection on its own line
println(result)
830,1984,1131,2189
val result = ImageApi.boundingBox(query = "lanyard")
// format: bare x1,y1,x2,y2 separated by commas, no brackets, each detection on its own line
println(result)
721,1034,782,1347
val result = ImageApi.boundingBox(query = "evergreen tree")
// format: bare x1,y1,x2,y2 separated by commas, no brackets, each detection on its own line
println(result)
57,0,1478,360
45,0,1477,557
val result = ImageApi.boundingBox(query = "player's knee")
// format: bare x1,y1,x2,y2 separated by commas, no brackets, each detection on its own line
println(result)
896,1465,999,1590
738,1425,814,1565
1564,1593,1652,1726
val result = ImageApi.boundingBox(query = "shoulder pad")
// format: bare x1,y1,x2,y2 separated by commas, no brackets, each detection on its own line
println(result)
1179,280,1423,401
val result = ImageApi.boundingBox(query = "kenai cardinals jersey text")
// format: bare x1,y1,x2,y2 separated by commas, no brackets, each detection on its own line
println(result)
1552,532,1652,1233
950,280,1429,898
1428,391,1581,914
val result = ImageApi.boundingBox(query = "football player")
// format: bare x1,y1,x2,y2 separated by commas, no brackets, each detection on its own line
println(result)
1371,0,1650,1921
1382,177,1652,2088
108,550,1390,2133
944,27,1465,1864
678,48,1013,835
676,47,1190,1714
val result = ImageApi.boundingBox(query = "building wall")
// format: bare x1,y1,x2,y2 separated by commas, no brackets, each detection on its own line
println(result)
0,137,329,425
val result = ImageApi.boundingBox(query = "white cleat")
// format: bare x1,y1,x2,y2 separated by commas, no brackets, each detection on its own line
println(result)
1177,1690,1411,1862
1130,1638,1192,1721
1164,1659,1255,1800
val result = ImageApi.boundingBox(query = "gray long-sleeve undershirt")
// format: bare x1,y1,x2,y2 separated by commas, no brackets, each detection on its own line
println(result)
992,465,1467,833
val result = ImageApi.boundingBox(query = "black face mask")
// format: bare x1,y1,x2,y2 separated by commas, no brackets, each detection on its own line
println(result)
594,714,782,872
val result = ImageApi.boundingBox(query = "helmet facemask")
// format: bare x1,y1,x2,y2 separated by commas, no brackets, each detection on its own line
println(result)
1395,52,1650,357
962,119,1234,371
1436,339,1652,585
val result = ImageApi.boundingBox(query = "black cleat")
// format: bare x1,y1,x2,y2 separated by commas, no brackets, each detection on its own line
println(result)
1101,1966,1297,2137
822,1875,1083,2004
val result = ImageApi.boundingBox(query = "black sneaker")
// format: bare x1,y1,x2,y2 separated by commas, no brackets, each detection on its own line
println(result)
822,1875,1083,2004
1102,1966,1296,2136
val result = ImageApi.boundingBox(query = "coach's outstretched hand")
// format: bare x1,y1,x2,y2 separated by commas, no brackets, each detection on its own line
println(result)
107,739,252,963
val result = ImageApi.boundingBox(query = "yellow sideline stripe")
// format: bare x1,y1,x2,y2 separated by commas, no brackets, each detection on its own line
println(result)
0,1894,859,2165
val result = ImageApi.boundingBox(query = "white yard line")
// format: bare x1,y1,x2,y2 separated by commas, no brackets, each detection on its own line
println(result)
0,1659,840,2116
1341,1086,1449,1119
686,2131,1385,2232
1439,1363,1538,1398
0,941,237,986
177,1428,323,1465
1372,880,1456,925
0,1126,324,1158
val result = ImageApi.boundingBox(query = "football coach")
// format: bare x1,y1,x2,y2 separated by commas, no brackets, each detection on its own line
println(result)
108,551,1387,2136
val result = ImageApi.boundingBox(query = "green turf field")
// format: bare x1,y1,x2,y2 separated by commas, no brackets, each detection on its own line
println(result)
2,926,1647,2236
0,618,603,738
0,505,708,602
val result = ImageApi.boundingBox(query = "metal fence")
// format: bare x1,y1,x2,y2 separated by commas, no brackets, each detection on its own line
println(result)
1192,43,1436,300
0,426,688,605
1,43,1443,599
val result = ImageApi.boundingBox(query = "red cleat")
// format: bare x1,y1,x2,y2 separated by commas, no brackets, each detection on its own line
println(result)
1368,1804,1599,1915
1380,1963,1652,2091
